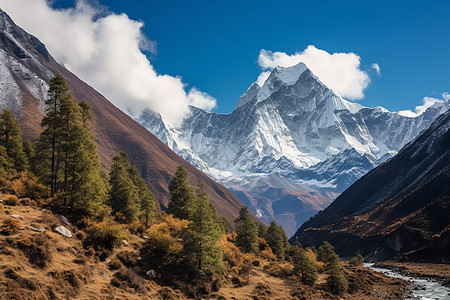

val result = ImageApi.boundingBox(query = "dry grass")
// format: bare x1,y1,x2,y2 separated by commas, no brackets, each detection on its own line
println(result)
0,200,410,300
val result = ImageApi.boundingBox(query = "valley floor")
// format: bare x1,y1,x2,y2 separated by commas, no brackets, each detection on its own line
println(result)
0,202,410,300
376,261,450,288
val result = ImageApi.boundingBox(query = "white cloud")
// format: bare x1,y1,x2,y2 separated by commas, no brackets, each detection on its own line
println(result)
0,0,216,127
398,92,449,117
371,63,381,76
257,45,376,100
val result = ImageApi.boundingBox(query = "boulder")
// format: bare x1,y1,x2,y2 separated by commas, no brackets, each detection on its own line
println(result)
30,224,45,232
55,226,72,238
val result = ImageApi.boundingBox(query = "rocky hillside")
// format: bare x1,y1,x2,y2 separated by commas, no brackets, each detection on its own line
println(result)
292,109,450,262
0,8,243,223
0,198,410,299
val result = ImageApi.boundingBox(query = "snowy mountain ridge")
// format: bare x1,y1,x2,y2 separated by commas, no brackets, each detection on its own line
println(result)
139,62,449,236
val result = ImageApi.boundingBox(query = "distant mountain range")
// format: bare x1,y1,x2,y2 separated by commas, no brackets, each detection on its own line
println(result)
292,108,450,262
139,61,449,236
0,8,244,223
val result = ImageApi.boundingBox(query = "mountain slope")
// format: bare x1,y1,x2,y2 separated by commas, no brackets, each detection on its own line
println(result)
0,8,244,223
291,108,450,261
140,62,449,236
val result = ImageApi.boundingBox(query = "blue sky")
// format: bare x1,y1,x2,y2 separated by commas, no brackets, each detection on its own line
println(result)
53,0,449,114
9,0,449,118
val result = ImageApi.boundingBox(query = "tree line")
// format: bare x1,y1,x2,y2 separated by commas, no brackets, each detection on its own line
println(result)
1,74,355,295
0,74,158,225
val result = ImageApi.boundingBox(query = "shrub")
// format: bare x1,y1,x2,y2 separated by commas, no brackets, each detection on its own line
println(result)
10,172,48,199
16,236,52,268
139,215,188,274
0,219,20,235
111,268,145,292
47,270,84,298
83,221,127,250
4,195,19,206
230,266,241,275
76,230,87,241
108,259,123,270
116,250,139,268
269,262,293,277
4,267,38,290
84,246,95,257
349,253,364,266
19,198,31,206
219,233,244,267
259,249,277,261
128,220,146,234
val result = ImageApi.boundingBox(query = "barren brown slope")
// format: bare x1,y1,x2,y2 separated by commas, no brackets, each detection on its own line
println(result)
0,9,243,223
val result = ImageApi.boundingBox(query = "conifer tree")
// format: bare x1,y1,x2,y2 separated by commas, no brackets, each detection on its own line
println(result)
34,75,107,215
36,74,71,196
292,246,318,285
265,220,287,259
22,139,35,170
0,109,28,172
326,253,348,295
318,241,335,263
317,241,348,295
167,166,196,220
68,103,107,215
0,145,11,176
234,206,259,253
128,165,157,227
109,152,157,224
109,152,140,223
184,184,224,275
257,223,268,238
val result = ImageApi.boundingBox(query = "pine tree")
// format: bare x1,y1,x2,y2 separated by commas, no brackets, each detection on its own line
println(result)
292,246,318,285
34,75,107,215
317,241,348,295
128,165,157,227
234,206,259,253
0,145,11,176
109,152,140,223
257,223,268,238
22,139,35,170
265,221,287,259
0,109,28,172
327,254,348,295
318,241,335,263
36,74,71,196
184,185,224,275
108,152,157,224
69,107,107,215
167,166,196,220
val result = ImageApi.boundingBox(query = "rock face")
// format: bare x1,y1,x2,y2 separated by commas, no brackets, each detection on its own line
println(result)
291,109,450,262
139,62,449,236
0,9,244,223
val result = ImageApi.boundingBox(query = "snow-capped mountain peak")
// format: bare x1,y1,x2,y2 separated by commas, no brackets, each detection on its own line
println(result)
139,61,449,236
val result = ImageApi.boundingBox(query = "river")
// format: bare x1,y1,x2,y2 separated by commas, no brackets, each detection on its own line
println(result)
365,263,450,300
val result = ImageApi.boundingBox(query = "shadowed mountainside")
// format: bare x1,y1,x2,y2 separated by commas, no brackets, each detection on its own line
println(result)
291,109,450,262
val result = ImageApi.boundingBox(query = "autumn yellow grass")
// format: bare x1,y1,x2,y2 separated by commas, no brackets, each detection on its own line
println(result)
0,201,411,299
